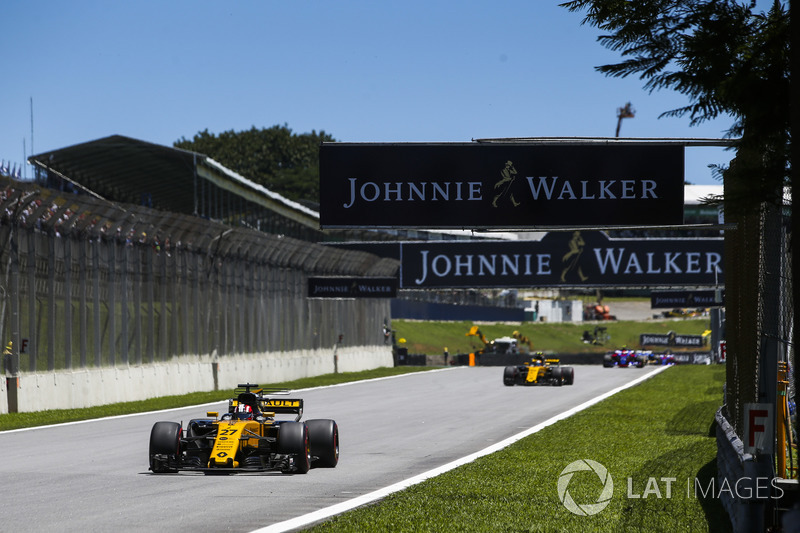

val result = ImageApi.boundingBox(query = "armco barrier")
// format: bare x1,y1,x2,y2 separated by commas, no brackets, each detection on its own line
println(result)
3,346,393,413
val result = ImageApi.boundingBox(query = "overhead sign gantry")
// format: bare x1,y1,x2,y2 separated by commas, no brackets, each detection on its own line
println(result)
320,141,685,229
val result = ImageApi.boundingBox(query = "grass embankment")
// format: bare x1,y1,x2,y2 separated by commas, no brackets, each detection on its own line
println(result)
312,365,730,533
392,318,710,355
0,366,435,432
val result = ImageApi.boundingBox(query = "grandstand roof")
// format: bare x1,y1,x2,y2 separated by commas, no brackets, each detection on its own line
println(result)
27,134,319,230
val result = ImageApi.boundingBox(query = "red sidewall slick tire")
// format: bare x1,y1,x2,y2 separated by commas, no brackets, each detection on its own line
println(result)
503,366,518,386
149,421,182,473
307,419,339,468
278,421,310,474
563,366,575,385
551,366,563,386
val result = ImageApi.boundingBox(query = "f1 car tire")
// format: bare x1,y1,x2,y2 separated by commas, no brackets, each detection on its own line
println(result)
562,366,575,385
278,421,310,474
635,356,647,368
149,421,182,473
602,354,614,368
503,366,519,386
551,366,563,386
307,419,339,468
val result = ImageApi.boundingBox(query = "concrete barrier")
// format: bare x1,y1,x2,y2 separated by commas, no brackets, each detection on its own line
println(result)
215,346,394,390
3,345,393,414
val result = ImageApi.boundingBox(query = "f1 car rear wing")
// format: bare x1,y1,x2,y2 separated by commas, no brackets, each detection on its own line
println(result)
259,398,304,420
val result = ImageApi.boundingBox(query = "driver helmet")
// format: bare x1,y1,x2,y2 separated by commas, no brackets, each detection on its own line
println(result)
235,403,253,419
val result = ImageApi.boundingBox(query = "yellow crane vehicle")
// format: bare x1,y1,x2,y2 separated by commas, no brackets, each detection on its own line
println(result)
503,353,575,386
466,326,530,356
512,330,533,351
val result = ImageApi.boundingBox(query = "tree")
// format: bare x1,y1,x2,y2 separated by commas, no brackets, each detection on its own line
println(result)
174,125,336,207
561,0,790,204
562,0,792,458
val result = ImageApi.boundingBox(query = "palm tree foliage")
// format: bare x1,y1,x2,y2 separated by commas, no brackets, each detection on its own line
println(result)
561,0,789,204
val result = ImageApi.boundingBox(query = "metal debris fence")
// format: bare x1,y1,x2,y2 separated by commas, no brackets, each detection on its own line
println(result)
715,196,796,530
0,178,397,373
723,201,794,440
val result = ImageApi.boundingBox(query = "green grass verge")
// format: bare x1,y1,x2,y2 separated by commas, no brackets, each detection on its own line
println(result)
311,365,731,533
0,366,435,432
392,318,710,355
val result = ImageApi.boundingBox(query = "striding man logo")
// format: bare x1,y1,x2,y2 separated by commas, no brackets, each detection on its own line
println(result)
560,231,589,283
492,160,521,208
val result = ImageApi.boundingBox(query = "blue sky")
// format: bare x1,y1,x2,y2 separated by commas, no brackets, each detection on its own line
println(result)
2,1,744,185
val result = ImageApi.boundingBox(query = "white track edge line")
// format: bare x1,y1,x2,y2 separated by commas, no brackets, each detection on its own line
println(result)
251,365,671,533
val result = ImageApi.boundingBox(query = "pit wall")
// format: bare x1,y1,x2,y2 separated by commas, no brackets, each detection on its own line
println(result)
3,345,393,414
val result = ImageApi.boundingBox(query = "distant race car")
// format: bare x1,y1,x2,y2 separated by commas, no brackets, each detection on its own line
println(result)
503,354,575,386
645,351,676,366
603,348,647,368
663,308,707,318
602,349,676,368
148,383,339,474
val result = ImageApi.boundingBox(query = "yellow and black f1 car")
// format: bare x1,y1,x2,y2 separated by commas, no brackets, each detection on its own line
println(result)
148,383,339,474
503,354,575,386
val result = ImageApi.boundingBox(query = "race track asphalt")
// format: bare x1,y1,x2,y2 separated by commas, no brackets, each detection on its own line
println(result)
0,364,664,532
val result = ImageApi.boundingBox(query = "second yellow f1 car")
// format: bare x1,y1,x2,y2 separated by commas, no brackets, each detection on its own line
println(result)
148,383,339,474
503,354,575,386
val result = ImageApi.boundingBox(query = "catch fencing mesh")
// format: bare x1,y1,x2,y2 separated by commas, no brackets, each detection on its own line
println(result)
0,178,396,372
723,198,794,476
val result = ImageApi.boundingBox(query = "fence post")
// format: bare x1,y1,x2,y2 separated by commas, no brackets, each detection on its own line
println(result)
63,237,72,369
333,334,342,374
27,230,36,371
7,219,20,412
